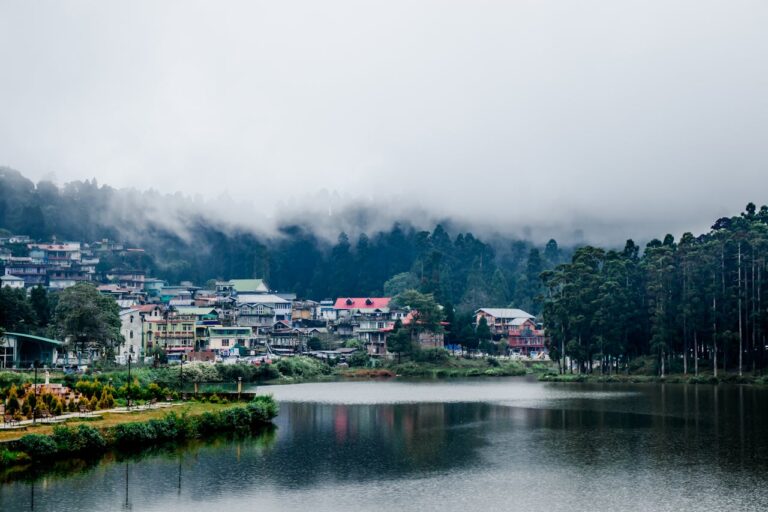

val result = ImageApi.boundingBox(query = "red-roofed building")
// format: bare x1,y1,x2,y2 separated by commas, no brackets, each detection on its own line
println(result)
333,297,391,313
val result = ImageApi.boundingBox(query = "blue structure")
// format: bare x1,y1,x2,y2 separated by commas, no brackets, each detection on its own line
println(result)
0,332,65,368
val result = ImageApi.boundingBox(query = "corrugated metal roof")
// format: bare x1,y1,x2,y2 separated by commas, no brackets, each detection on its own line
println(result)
229,279,268,293
476,308,534,319
237,294,290,304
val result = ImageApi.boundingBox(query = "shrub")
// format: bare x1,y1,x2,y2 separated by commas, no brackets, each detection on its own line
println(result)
0,448,28,468
414,348,451,364
247,395,279,424
5,384,21,415
52,425,106,454
111,422,157,447
17,434,58,460
194,412,223,436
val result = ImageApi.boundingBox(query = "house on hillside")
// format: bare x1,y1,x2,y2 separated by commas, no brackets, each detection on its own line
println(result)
0,274,25,289
475,308,547,356
217,279,269,296
236,293,291,323
475,308,535,339
332,297,411,356
4,258,47,287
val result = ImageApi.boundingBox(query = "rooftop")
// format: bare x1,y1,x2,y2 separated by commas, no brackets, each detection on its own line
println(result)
476,308,535,320
229,279,269,293
334,297,391,310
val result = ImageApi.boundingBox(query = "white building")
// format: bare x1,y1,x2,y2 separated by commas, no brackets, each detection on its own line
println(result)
236,293,291,324
0,274,25,289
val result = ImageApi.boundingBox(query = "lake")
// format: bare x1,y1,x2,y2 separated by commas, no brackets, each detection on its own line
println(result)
1,378,767,511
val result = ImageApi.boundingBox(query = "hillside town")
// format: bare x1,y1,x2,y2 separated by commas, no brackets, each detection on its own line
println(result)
0,236,547,368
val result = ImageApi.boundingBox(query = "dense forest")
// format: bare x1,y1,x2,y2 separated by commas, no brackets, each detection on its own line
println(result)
542,203,768,375
0,167,569,311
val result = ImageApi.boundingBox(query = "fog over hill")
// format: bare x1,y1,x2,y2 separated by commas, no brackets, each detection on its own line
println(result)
2,1,768,246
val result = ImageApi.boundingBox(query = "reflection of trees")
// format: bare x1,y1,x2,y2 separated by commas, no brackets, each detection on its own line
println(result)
516,385,768,474
258,402,494,487
3,385,768,510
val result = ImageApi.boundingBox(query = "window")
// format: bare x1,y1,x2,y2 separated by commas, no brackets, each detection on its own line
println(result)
222,339,230,347
130,331,134,339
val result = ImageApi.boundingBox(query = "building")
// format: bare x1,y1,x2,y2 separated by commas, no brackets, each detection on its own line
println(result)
3,258,47,287
506,317,547,356
48,266,91,289
118,304,163,362
236,294,292,323
27,242,82,266
119,309,143,363
331,298,411,356
0,274,25,289
319,299,336,321
291,300,319,322
0,332,64,369
475,308,547,355
474,308,535,339
216,278,269,296
143,310,197,356
205,326,258,355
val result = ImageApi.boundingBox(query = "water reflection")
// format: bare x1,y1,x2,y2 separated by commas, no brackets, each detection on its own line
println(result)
3,381,768,512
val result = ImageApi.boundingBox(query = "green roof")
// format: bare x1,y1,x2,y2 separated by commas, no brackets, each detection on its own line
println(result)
229,279,268,293
4,332,65,346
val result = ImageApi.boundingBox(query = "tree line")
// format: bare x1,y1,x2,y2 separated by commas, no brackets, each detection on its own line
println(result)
542,203,768,376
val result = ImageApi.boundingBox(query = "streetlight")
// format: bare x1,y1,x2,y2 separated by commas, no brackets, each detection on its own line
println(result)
179,353,185,398
32,359,39,424
127,353,132,410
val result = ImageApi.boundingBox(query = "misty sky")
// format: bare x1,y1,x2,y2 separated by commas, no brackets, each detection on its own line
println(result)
1,1,767,244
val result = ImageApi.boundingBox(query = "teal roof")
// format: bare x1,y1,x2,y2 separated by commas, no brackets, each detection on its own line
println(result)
4,332,65,346
229,279,268,293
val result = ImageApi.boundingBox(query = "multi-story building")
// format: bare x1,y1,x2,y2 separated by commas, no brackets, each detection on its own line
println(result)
474,308,547,355
143,310,197,357
236,294,292,324
474,308,535,338
205,326,258,355
3,258,47,287
332,298,411,356
28,242,82,267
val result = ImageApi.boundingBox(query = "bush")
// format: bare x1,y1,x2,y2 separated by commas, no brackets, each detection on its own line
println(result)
346,351,370,368
275,356,330,379
17,434,58,460
247,395,279,424
413,348,450,364
0,448,28,468
52,425,106,454
110,422,157,447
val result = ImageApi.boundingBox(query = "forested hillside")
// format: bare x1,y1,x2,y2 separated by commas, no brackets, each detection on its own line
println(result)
0,167,568,311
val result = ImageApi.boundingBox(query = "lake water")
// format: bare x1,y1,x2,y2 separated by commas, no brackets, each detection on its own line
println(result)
1,378,767,512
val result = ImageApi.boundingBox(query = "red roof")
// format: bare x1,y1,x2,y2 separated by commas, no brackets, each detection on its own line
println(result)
333,297,391,310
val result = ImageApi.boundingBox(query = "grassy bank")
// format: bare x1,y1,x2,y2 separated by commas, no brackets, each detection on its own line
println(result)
0,396,278,470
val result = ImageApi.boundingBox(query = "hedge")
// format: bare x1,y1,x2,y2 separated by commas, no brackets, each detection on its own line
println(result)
2,396,278,466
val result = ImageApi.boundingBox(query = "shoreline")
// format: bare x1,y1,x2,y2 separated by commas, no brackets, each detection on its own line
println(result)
0,396,278,475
